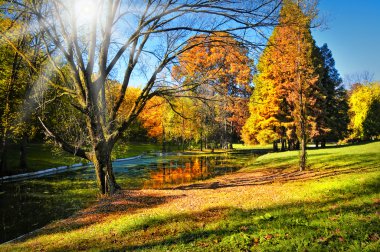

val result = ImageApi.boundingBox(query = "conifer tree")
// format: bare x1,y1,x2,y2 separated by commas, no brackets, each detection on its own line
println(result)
243,0,322,170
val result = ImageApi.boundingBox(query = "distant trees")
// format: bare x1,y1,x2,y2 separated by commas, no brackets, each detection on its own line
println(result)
0,13,45,173
348,83,380,140
172,33,253,149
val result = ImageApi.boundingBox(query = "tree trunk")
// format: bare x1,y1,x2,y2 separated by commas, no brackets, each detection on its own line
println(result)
315,140,319,148
299,135,307,171
321,140,326,148
273,140,278,152
162,125,166,152
288,139,293,151
295,140,300,150
19,134,28,171
281,139,286,151
200,131,203,151
0,138,8,173
92,145,119,195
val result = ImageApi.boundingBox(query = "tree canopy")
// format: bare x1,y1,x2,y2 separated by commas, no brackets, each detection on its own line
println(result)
1,0,281,194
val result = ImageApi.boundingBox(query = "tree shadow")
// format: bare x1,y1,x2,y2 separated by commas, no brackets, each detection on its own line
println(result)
12,190,183,242
173,165,376,190
108,176,380,251
7,165,379,250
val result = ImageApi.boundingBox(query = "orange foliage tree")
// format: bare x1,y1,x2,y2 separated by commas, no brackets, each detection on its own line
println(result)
172,32,253,148
243,0,324,170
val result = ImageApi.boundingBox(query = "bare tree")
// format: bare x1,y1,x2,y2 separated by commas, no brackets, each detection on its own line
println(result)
344,71,375,88
3,0,281,194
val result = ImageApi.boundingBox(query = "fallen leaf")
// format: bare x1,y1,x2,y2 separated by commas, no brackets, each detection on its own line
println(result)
265,234,274,240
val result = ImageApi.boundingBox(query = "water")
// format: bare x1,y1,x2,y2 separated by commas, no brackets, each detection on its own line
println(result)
0,153,252,243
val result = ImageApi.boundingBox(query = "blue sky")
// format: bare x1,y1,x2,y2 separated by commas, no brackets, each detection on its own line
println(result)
312,0,380,82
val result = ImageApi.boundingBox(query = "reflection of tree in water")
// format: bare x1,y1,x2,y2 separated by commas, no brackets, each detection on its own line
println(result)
143,156,240,189
143,157,211,189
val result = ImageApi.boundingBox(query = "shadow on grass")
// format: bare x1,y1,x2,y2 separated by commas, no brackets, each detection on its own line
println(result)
6,166,379,251
174,165,376,191
109,176,380,251
12,190,184,243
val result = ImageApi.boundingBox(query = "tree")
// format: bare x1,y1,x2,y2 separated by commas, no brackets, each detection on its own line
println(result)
348,83,380,140
3,0,281,194
139,96,200,151
314,44,349,146
172,32,253,148
241,30,285,149
243,0,322,170
0,13,44,173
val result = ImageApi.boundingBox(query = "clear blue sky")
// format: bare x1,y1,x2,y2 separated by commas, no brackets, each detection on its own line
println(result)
312,0,380,82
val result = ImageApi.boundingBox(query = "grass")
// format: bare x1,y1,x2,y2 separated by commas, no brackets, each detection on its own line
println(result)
2,142,161,176
1,142,379,251
245,141,380,172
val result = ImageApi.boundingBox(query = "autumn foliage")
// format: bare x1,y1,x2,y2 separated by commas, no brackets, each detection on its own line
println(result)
172,32,253,148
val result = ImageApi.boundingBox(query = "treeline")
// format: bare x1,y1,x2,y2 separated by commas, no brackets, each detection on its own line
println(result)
1,0,379,180
240,1,380,162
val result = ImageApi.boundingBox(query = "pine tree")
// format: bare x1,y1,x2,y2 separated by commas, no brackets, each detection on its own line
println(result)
316,44,349,146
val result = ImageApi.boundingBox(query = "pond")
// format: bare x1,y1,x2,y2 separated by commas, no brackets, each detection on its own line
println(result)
0,152,254,243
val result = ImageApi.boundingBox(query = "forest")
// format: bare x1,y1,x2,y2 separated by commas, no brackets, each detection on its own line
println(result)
0,0,379,251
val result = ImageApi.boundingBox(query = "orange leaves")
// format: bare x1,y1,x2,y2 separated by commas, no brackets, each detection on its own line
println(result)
138,96,166,139
243,1,323,145
174,32,252,91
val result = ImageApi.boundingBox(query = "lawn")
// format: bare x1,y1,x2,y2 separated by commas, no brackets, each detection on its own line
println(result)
1,142,379,251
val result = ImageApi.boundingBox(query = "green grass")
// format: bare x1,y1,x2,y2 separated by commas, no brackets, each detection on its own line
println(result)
244,141,380,172
3,144,84,174
233,143,273,150
1,142,379,251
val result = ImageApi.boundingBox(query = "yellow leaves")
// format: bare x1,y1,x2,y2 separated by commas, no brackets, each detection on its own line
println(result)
348,83,380,139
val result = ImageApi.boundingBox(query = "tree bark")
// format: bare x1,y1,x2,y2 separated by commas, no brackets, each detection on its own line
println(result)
321,140,326,148
0,137,8,173
299,134,307,171
273,140,278,152
281,139,286,151
92,145,119,195
162,125,166,152
200,131,203,151
19,133,28,171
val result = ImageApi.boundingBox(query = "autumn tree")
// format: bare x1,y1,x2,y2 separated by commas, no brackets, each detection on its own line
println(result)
348,83,380,140
172,33,253,149
2,0,281,194
139,96,200,151
241,30,285,149
243,0,323,170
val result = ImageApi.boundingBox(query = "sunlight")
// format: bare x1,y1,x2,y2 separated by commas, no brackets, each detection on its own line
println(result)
72,0,99,30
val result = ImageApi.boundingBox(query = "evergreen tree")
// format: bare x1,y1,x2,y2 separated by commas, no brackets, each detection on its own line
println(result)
316,44,349,146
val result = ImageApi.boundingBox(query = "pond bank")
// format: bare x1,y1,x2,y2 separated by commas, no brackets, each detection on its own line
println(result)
0,154,144,183
0,151,254,243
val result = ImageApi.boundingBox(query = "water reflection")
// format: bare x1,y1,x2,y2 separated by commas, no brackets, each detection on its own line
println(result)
143,156,240,189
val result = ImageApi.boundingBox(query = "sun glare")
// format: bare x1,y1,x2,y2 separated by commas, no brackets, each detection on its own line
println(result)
73,0,98,29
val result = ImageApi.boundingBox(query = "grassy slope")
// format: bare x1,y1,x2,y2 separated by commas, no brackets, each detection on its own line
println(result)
1,142,379,251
